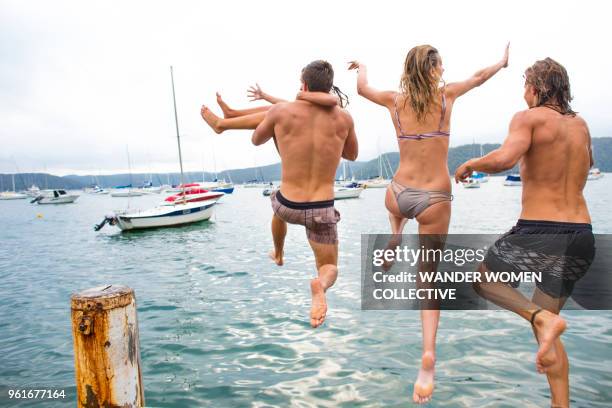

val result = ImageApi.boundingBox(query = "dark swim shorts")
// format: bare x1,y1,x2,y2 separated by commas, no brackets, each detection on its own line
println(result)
484,219,595,298
270,190,340,245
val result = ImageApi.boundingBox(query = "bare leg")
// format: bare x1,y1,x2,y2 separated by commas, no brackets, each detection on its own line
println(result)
412,200,451,404
200,105,266,133
382,186,408,270
307,240,338,328
216,92,271,118
268,214,286,266
473,269,567,374
531,289,569,407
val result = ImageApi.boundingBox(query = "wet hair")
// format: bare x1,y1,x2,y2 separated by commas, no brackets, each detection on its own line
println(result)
302,60,334,93
332,85,349,108
524,58,575,115
399,45,442,123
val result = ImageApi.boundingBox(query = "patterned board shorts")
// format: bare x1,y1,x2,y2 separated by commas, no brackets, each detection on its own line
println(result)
270,190,340,245
484,219,595,298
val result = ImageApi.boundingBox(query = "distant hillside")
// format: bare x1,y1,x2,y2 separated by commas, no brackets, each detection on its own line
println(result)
3,137,611,190
0,172,84,192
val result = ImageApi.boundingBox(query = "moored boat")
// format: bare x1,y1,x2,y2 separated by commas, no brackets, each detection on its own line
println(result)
504,174,522,186
462,178,481,189
32,189,79,204
587,168,603,180
334,186,363,199
362,176,390,188
95,66,218,231
0,191,27,200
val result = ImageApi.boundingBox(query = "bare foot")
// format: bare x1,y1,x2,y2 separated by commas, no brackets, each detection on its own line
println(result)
200,105,223,134
310,278,327,328
216,92,236,118
268,249,283,266
413,351,435,404
533,310,566,373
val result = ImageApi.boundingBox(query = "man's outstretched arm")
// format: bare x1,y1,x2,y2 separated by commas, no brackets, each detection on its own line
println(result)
454,111,532,182
251,104,280,146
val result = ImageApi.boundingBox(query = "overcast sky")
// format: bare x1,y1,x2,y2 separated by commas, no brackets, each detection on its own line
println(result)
1,0,609,175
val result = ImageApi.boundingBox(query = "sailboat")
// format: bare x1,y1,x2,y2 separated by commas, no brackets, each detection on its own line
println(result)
363,154,391,188
334,161,363,199
110,147,146,197
0,174,27,200
95,67,218,231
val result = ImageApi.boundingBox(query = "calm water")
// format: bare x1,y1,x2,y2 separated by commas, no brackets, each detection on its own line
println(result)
1,176,611,407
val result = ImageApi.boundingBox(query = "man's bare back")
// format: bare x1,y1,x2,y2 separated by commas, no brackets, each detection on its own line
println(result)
253,100,357,202
518,107,591,223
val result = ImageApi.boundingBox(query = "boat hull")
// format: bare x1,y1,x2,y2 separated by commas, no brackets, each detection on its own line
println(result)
212,187,234,194
0,193,28,200
111,190,145,197
37,196,79,204
334,187,363,199
115,202,215,230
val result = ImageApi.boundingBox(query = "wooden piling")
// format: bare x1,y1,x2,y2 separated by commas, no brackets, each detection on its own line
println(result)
71,285,144,407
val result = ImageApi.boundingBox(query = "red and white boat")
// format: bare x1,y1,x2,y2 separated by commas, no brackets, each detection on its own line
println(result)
164,187,224,204
95,67,223,232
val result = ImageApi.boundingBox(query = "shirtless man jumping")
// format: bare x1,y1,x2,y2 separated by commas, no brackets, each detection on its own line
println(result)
455,58,595,407
251,60,358,328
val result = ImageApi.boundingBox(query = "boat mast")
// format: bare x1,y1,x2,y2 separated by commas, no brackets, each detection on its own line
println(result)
170,66,186,199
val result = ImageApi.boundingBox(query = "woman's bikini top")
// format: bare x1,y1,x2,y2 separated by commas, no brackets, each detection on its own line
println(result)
394,93,450,140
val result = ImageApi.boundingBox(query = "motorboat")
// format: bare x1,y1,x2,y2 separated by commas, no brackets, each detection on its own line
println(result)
85,185,109,194
26,184,41,197
462,178,481,189
471,171,489,183
587,168,603,180
503,174,522,186
31,189,79,204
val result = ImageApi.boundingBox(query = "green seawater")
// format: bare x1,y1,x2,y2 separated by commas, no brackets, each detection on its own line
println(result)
1,176,611,407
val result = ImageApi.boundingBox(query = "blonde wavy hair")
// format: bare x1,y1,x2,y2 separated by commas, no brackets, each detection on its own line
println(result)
399,45,443,123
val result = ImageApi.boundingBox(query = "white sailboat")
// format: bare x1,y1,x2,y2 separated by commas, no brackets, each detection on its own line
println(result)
0,174,27,200
96,66,217,231
333,161,363,198
334,186,363,199
363,153,392,188
111,147,146,197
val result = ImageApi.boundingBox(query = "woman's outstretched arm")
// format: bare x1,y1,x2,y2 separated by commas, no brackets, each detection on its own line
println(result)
446,43,510,99
296,91,338,107
248,83,287,104
348,61,396,107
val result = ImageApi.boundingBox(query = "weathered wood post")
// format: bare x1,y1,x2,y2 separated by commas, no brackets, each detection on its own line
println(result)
71,285,144,407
